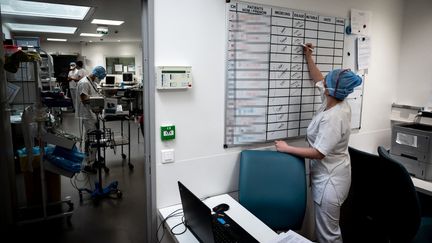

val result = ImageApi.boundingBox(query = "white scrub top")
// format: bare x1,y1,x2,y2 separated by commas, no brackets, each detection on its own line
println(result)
76,76,100,121
69,68,87,89
77,68,87,78
68,69,79,89
307,81,352,205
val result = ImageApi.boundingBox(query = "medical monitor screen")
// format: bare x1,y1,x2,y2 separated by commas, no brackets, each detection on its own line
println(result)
122,73,133,82
105,76,115,85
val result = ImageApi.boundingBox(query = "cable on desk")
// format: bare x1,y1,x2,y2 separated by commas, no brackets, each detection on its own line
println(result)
157,208,183,243
170,216,187,235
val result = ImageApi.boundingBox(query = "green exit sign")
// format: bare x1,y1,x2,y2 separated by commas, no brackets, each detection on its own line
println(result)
161,125,175,141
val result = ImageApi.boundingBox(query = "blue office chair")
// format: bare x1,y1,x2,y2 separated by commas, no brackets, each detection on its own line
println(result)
378,146,432,243
238,150,306,231
340,146,421,243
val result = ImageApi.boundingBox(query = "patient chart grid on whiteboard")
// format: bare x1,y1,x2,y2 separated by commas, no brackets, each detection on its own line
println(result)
224,1,346,147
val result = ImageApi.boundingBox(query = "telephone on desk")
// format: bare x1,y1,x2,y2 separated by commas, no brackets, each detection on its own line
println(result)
419,108,432,118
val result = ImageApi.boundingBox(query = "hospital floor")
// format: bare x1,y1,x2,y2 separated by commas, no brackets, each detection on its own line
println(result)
11,112,147,243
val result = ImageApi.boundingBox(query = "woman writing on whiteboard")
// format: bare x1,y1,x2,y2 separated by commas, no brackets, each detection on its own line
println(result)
275,43,362,243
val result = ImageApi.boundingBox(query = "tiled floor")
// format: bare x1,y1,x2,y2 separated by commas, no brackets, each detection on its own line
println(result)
11,112,147,243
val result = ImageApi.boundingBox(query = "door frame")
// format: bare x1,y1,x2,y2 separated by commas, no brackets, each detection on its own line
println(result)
141,0,157,242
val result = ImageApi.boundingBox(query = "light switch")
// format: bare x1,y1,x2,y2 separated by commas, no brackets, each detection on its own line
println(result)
161,149,175,163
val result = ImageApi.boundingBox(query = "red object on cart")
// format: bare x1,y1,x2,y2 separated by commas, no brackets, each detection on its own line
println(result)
4,44,20,55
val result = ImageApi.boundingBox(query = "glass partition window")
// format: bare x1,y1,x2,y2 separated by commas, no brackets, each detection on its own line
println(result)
106,57,135,75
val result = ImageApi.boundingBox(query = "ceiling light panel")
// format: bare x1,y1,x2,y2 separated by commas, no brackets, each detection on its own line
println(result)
47,38,67,42
91,19,124,26
7,23,77,34
1,0,90,20
80,33,104,37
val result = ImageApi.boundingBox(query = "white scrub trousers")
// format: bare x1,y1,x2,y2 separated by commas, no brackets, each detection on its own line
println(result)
70,87,77,110
83,118,97,164
314,183,343,243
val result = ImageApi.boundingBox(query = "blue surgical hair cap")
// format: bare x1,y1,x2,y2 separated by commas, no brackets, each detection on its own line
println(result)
325,69,362,100
92,66,106,79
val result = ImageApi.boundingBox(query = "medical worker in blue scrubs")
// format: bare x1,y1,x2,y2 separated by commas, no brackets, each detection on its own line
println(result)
275,43,362,243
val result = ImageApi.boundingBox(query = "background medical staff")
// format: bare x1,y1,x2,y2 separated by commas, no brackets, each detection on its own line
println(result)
68,61,85,110
75,61,87,82
275,43,362,243
76,66,106,172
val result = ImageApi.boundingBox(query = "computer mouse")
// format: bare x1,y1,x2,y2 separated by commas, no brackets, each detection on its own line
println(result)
213,203,230,213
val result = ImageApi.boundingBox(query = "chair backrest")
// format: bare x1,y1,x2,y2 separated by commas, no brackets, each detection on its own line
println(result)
340,146,421,243
377,146,421,242
238,150,306,231
341,147,383,242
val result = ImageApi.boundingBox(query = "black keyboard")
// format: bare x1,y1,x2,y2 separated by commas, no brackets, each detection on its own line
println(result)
212,217,237,243
212,214,259,243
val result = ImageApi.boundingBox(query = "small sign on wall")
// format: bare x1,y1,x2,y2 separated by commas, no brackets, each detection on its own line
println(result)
351,9,371,36
161,125,175,141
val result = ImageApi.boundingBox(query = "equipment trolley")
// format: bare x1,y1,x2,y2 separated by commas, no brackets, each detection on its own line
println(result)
100,111,134,170
79,128,122,202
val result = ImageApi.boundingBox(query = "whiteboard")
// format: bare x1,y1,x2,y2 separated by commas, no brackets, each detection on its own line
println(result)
224,1,363,147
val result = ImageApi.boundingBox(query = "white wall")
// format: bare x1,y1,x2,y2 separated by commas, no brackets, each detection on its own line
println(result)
40,42,81,55
155,0,405,209
2,24,11,39
40,42,143,81
397,0,432,107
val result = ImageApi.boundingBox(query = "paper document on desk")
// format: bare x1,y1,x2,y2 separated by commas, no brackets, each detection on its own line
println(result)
116,104,123,112
267,230,312,243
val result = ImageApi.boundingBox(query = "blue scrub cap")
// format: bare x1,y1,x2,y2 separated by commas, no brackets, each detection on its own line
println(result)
325,69,362,100
92,66,106,80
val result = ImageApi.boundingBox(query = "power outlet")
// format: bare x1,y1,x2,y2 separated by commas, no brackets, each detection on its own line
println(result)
161,149,175,163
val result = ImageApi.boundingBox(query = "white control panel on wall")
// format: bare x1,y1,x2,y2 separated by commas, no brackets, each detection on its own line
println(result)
156,66,192,90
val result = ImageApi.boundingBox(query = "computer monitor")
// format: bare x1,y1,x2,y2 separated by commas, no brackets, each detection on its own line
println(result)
178,181,259,243
178,181,215,243
122,72,133,82
105,76,115,85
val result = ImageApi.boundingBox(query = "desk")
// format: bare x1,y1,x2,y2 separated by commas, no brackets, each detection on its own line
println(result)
412,177,432,196
100,86,143,114
158,194,278,243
